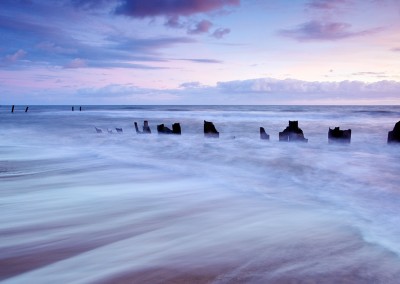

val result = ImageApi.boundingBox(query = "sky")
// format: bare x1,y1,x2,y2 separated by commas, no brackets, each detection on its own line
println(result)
1,0,400,105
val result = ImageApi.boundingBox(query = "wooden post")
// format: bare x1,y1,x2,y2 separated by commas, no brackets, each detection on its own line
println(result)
25,106,29,112
11,105,15,113
72,106,74,111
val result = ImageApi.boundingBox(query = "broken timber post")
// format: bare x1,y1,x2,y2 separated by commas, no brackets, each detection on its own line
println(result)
388,121,400,144
328,127,351,144
279,121,308,142
260,127,270,140
204,120,219,138
157,123,181,135
134,121,151,134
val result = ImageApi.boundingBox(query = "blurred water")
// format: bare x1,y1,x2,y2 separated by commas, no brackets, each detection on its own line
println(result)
1,105,400,283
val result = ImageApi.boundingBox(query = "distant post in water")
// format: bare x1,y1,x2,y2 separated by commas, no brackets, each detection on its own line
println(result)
11,105,15,113
134,121,152,134
388,121,400,144
80,106,82,111
204,120,219,138
279,121,308,142
260,127,270,140
328,127,351,144
157,123,182,135
72,106,74,111
25,106,29,113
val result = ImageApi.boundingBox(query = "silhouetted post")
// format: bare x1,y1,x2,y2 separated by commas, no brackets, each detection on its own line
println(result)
172,123,181,135
388,121,400,143
80,106,82,111
157,123,181,135
25,106,29,112
204,120,219,138
328,127,351,144
134,122,140,133
143,120,151,133
134,121,151,134
279,121,308,142
72,106,74,111
157,124,172,134
260,127,270,140
11,105,14,113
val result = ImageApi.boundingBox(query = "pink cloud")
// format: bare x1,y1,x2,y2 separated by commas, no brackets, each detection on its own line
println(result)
3,49,27,64
279,21,382,41
212,28,231,39
65,58,87,68
187,20,213,34
307,0,349,9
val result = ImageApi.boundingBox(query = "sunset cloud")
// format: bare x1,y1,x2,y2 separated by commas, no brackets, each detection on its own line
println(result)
187,20,213,35
279,21,381,41
212,28,231,39
113,0,240,18
306,0,349,10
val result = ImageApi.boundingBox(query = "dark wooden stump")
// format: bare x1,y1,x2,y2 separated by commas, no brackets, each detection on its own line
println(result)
279,121,308,142
260,127,270,140
25,106,29,113
204,120,219,138
328,127,351,144
388,121,400,143
134,121,152,134
157,123,181,135
115,128,123,133
11,105,14,113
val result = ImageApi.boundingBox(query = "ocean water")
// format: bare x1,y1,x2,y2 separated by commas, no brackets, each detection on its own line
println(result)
1,105,400,283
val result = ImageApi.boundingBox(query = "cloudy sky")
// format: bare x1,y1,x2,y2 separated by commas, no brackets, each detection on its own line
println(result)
1,0,400,104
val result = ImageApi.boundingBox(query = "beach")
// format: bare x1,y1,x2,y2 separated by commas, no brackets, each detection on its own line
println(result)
1,105,400,283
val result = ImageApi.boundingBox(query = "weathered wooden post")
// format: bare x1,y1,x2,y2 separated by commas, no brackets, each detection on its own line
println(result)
157,123,181,135
328,127,351,144
25,106,29,112
388,121,400,143
172,123,181,135
204,120,219,138
72,106,74,111
11,105,15,113
260,127,270,140
279,121,308,142
80,106,82,111
143,120,151,133
134,121,152,134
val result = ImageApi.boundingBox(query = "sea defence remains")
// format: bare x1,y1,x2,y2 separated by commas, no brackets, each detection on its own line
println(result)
93,119,400,144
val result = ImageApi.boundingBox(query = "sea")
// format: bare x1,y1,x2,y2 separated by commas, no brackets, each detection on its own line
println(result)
1,105,400,283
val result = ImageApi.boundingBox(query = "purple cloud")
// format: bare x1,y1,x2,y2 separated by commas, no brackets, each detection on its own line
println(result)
212,28,231,39
216,78,400,95
179,58,223,63
279,21,381,41
64,58,87,68
307,0,349,9
1,49,27,65
187,20,213,34
391,47,400,52
114,0,240,18
164,15,184,28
